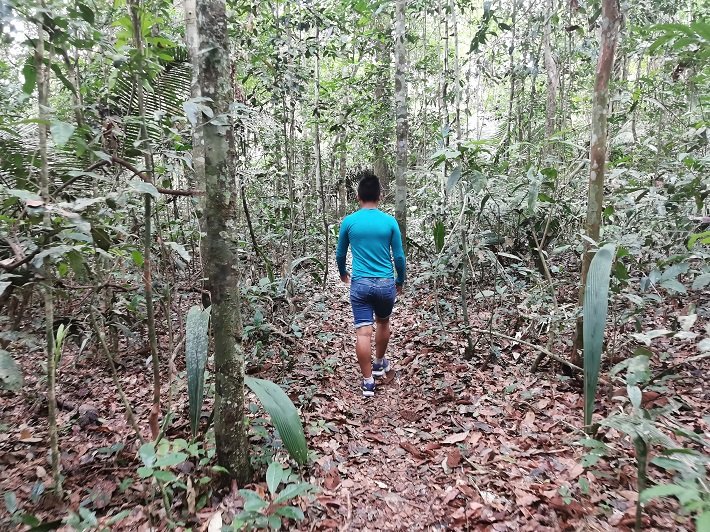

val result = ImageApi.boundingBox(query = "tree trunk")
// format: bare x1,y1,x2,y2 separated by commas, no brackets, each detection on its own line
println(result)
544,0,559,142
184,0,204,187
373,15,391,196
36,14,62,499
129,0,160,441
572,0,621,363
504,0,518,151
313,26,329,287
338,132,347,217
196,0,251,483
394,0,408,250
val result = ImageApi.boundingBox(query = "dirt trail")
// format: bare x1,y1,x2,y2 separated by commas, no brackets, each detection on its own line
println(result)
297,272,588,531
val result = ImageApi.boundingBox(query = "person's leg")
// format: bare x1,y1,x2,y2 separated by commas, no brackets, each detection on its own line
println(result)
374,317,391,360
356,325,374,378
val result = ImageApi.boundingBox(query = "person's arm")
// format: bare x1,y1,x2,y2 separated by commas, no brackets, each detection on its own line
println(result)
335,219,350,280
391,221,406,286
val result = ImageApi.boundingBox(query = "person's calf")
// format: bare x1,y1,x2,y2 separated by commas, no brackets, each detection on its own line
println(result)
374,318,391,360
355,325,373,378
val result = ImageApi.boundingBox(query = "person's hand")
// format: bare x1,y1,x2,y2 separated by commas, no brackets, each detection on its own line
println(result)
396,284,403,295
341,273,351,285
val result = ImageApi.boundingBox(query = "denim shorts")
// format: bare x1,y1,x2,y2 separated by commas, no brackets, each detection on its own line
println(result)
350,277,397,328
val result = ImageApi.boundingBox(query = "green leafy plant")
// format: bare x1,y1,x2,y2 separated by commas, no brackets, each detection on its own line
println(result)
230,461,317,531
245,377,308,465
583,242,616,430
185,305,211,437
184,310,309,464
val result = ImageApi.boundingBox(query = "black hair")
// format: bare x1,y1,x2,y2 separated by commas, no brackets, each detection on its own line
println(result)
357,170,381,202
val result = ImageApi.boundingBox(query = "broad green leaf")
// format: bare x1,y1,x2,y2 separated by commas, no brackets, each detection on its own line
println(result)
22,58,36,95
692,273,710,290
445,166,462,193
152,470,178,483
627,385,642,409
129,179,159,199
153,452,188,468
275,505,305,521
137,466,153,479
186,305,210,437
49,121,76,147
4,491,17,514
433,221,445,253
640,483,688,502
266,461,284,496
688,231,710,249
245,377,308,464
0,350,23,392
697,511,710,532
138,442,156,467
660,278,687,294
273,482,315,504
238,489,268,512
583,243,616,429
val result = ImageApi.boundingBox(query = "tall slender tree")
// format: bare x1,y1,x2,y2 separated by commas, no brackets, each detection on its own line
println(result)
196,0,251,482
573,0,622,362
36,9,62,499
393,0,408,250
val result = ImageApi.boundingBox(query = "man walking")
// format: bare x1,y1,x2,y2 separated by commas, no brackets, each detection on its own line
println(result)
336,171,406,397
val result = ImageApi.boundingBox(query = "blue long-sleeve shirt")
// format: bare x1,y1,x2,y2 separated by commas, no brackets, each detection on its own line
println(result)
336,208,406,285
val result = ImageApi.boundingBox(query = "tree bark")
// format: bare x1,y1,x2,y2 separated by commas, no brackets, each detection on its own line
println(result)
129,0,160,441
196,0,251,482
313,25,328,287
184,0,205,188
572,0,621,363
544,0,559,141
36,14,62,499
394,0,408,251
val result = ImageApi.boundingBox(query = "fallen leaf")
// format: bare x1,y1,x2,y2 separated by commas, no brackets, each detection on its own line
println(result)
568,462,584,480
443,431,469,444
446,449,462,468
207,511,222,532
399,441,426,459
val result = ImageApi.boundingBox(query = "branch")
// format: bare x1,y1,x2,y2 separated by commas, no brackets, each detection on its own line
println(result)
54,157,204,197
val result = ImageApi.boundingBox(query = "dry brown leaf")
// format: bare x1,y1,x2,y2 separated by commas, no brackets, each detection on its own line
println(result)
442,431,469,444
446,449,462,468
399,441,426,459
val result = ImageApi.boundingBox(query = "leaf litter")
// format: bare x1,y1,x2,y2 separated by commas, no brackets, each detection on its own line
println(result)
0,262,706,530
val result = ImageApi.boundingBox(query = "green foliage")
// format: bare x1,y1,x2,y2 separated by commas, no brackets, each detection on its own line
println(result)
230,461,317,531
185,305,211,437
245,377,309,465
583,243,616,430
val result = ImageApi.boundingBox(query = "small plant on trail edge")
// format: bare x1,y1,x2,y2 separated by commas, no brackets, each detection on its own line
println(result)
229,461,318,531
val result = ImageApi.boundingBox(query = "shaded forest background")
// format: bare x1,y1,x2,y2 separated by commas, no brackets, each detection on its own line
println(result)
0,0,708,530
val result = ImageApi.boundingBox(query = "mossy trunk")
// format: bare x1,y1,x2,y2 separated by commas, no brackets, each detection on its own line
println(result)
196,0,251,484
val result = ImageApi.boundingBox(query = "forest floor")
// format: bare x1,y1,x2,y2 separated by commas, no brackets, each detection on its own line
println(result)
0,263,706,531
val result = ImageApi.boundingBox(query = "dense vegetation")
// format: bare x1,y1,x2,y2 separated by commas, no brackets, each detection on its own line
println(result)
0,0,708,530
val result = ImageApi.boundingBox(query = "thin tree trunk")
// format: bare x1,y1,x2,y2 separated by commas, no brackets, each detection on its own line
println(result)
313,26,328,287
544,0,559,143
373,15,391,195
197,0,251,482
129,0,161,440
572,0,621,363
504,0,518,151
184,0,204,187
36,15,62,498
338,132,347,217
394,0,408,249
